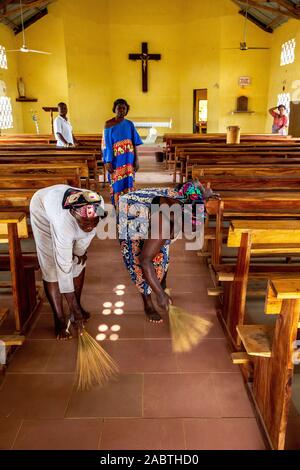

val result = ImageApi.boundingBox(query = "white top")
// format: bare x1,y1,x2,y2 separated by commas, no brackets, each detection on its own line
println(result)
30,185,97,293
54,115,74,147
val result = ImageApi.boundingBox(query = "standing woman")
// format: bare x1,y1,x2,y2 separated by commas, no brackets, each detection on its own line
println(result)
102,99,143,206
269,104,289,135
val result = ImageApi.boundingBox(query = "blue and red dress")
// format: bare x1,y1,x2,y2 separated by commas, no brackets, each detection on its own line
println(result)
102,119,143,206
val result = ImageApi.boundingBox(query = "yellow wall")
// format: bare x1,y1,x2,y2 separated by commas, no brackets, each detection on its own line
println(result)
0,24,23,133
219,14,271,133
59,0,111,134
266,19,300,133
17,2,69,133
0,0,293,134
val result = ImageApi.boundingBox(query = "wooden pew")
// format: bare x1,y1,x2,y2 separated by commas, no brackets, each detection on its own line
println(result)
214,220,300,351
192,164,300,266
0,173,80,189
233,277,300,450
179,149,300,182
169,140,300,177
0,212,41,333
0,153,101,190
192,165,300,191
0,190,36,211
205,196,300,268
0,133,102,147
0,163,90,188
164,133,300,170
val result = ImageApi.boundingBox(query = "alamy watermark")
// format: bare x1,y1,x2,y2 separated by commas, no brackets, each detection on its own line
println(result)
96,202,205,251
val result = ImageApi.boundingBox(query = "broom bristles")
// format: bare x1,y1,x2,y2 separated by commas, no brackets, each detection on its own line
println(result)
76,329,119,391
168,305,212,353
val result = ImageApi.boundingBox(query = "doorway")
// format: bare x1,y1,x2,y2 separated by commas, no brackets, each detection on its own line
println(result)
288,101,300,137
193,89,208,134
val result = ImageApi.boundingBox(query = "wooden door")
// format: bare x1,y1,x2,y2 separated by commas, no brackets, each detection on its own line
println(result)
289,101,300,137
193,89,208,134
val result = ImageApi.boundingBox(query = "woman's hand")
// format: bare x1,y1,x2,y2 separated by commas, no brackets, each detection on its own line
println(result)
73,252,88,265
157,291,172,312
105,163,114,174
134,159,140,172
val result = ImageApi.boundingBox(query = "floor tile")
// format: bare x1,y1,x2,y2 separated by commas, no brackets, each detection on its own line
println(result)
87,314,145,340
13,419,103,450
0,418,22,450
143,373,221,418
0,374,74,419
177,339,236,373
100,418,185,450
212,373,255,417
46,340,78,373
184,418,265,450
8,340,56,373
110,340,178,373
66,374,143,418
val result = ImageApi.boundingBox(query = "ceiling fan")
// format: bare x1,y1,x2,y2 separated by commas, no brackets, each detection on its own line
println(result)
225,0,270,51
7,0,51,55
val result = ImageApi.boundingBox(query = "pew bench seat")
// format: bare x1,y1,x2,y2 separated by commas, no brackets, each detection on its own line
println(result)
204,226,227,240
213,264,300,282
0,254,39,271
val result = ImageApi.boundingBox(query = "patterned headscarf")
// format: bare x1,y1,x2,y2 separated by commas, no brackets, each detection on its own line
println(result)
177,181,205,226
62,188,105,219
177,181,204,203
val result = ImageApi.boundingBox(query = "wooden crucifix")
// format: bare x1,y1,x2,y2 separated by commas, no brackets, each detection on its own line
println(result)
129,42,161,93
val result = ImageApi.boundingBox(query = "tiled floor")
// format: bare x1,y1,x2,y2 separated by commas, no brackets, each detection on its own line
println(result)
0,154,267,450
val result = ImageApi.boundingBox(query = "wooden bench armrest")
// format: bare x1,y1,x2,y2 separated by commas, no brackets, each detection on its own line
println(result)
271,278,300,299
236,325,273,358
231,352,250,364
0,335,25,346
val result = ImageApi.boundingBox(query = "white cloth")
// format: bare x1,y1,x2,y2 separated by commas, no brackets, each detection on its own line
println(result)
30,184,97,293
54,115,74,147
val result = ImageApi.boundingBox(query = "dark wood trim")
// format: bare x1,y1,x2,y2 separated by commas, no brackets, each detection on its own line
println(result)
193,89,197,133
16,98,38,102
14,7,48,34
239,10,274,33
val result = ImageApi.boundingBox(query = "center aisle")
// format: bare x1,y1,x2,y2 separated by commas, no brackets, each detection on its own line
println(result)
0,151,265,450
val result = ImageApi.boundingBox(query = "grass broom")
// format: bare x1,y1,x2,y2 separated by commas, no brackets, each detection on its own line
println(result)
165,289,212,353
67,322,119,391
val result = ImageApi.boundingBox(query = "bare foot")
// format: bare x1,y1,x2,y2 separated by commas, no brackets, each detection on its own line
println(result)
55,322,73,341
145,307,163,324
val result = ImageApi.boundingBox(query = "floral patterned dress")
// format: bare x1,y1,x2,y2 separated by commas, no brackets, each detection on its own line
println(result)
102,119,143,206
118,188,183,296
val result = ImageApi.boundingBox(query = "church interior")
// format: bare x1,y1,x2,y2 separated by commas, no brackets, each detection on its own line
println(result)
1,0,300,452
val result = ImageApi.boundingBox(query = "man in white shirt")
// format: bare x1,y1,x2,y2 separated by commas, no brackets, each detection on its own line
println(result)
54,102,78,147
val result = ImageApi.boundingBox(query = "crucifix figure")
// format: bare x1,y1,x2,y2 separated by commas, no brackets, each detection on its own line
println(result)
129,42,161,93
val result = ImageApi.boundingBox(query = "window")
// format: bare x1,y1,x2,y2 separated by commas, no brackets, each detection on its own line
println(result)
281,39,296,66
0,97,13,129
277,92,291,115
0,46,7,70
